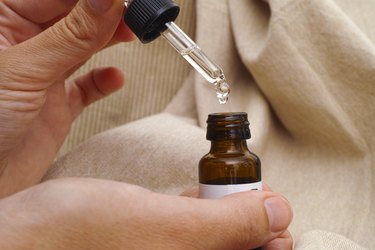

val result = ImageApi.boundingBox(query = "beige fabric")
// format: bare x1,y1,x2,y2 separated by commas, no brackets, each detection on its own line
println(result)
58,0,195,156
295,230,366,250
46,0,375,249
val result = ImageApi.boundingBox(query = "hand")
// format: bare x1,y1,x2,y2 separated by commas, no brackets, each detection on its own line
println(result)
0,0,133,196
0,178,293,249
182,184,293,250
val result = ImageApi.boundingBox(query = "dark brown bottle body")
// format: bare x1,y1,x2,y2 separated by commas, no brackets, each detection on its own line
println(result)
199,113,262,250
199,140,261,186
199,112,262,198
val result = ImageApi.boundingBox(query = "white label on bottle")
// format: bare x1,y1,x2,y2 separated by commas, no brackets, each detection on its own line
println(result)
199,181,263,199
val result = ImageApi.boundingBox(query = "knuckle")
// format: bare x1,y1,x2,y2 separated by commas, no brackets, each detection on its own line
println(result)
224,199,268,247
163,211,208,249
63,16,91,43
59,7,97,46
235,215,264,247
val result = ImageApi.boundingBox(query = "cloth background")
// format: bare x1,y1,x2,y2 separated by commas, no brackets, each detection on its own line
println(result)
45,0,374,249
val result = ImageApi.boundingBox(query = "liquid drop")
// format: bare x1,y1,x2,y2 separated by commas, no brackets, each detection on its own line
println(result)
215,78,230,104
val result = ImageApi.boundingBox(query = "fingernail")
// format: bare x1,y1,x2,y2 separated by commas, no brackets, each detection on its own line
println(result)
264,196,292,233
88,0,114,14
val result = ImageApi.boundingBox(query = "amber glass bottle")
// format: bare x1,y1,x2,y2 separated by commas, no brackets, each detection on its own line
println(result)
199,112,262,198
199,112,262,250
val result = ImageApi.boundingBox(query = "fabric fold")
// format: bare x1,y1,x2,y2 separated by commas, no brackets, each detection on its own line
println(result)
47,0,375,248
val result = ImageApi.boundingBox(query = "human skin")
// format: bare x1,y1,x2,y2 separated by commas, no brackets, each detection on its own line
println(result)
0,178,292,249
0,0,133,195
0,0,293,249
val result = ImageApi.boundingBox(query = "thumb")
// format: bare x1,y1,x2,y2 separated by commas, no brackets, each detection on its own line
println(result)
2,0,124,87
199,191,293,249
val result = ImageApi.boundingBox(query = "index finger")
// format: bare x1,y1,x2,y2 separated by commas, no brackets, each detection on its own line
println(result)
4,0,77,23
4,0,133,43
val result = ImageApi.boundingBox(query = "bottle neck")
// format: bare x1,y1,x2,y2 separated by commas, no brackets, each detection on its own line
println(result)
209,140,249,154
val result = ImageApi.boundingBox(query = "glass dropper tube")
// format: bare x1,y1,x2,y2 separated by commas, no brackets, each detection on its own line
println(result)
162,22,230,104
124,0,230,104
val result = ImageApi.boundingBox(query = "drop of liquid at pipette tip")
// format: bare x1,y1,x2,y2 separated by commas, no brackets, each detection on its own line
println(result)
215,78,230,104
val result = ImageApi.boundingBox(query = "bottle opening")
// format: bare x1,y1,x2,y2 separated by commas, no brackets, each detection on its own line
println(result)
206,112,251,141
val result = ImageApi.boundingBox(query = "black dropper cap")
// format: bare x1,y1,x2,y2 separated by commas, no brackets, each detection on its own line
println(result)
124,0,180,44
